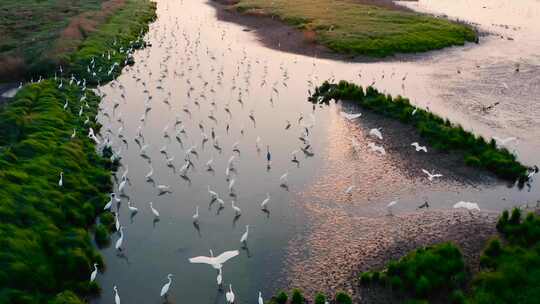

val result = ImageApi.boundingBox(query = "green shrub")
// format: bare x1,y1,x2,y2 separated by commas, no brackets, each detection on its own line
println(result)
275,291,288,304
94,224,110,247
291,289,304,304
360,272,372,285
415,276,431,297
451,290,466,304
335,291,352,304
314,293,326,304
49,291,84,304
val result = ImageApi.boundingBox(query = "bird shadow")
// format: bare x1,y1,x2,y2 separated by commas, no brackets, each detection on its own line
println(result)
153,218,160,228
193,222,202,237
241,244,252,258
232,214,241,227
262,208,271,218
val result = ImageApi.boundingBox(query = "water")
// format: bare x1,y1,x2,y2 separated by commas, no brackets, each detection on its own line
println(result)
93,0,540,302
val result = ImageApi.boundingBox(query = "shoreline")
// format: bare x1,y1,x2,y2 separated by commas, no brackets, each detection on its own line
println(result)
208,0,481,63
285,208,499,302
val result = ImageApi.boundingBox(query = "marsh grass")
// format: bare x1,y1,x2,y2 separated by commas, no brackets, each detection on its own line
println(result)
233,0,477,57
310,81,530,181
0,0,155,302
0,0,156,82
468,209,540,303
0,80,113,303
360,243,467,301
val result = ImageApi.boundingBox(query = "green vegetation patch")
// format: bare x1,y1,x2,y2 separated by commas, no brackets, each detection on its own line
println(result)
0,0,156,82
361,243,466,301
469,208,540,303
0,80,113,303
233,0,477,57
310,81,530,181
66,0,157,85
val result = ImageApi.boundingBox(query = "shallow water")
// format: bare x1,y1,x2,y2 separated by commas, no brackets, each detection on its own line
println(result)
93,0,540,302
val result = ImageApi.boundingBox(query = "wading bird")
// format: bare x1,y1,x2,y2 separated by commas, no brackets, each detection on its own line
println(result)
149,202,160,218
240,225,249,245
226,285,235,303
90,263,98,282
411,142,427,152
160,274,173,298
421,169,443,181
188,250,240,270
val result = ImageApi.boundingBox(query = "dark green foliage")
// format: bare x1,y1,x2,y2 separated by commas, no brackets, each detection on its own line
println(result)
363,243,466,300
314,293,326,304
94,224,110,247
450,290,465,304
309,81,530,181
65,0,157,85
335,291,352,304
275,290,288,304
291,289,304,304
468,209,540,303
0,81,113,302
49,291,85,304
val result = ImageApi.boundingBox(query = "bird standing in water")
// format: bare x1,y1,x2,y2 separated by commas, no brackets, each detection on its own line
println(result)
266,145,271,169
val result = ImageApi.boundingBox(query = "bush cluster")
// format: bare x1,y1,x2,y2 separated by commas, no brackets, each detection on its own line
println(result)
360,242,466,300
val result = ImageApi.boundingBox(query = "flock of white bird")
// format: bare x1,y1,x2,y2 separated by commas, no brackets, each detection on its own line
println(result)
46,1,534,303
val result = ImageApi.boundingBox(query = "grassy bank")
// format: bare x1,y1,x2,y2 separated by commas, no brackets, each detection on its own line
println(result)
310,81,530,181
360,208,540,304
229,0,477,57
360,243,467,303
0,0,156,82
469,208,540,303
0,0,156,303
0,80,112,303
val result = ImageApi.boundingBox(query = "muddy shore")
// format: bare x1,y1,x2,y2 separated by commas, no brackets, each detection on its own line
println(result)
285,208,498,302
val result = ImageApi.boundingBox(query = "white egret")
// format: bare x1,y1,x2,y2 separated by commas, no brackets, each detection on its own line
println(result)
260,193,270,209
188,250,239,270
387,200,397,215
113,285,121,304
367,142,386,155
228,179,235,193
58,171,64,187
217,268,223,288
127,201,138,213
226,284,235,303
157,184,171,193
411,142,428,152
145,165,153,180
193,206,199,222
115,226,124,251
240,225,249,244
208,186,218,200
453,201,480,211
232,201,241,215
206,158,214,170
118,176,127,193
90,263,98,282
149,202,160,218
114,212,120,231
280,172,289,187
421,169,443,181
258,292,264,304
340,112,362,120
160,274,173,297
345,185,354,194
369,128,383,140
103,193,114,211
